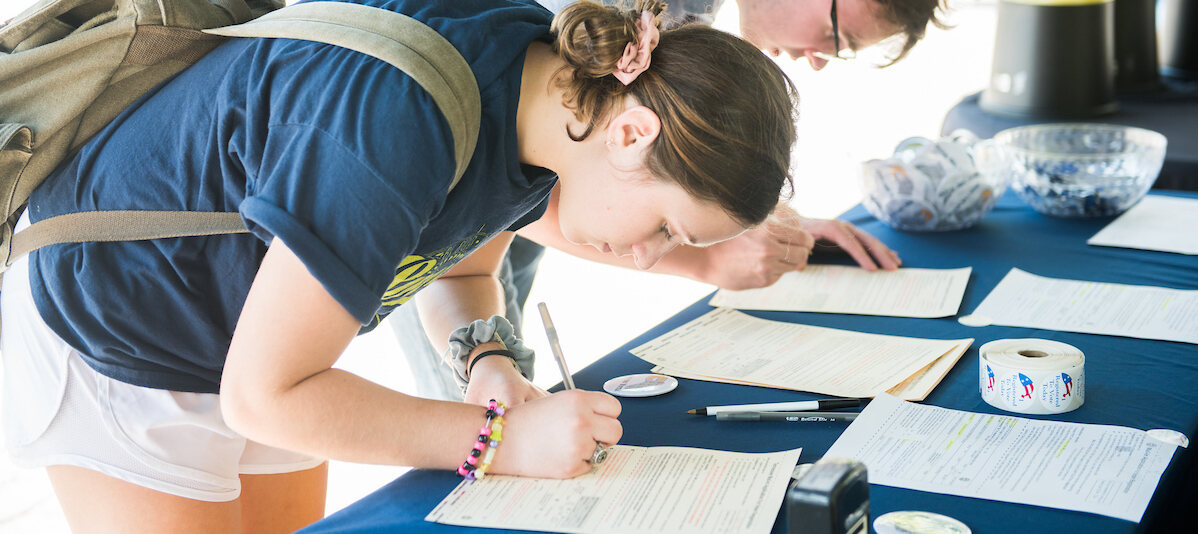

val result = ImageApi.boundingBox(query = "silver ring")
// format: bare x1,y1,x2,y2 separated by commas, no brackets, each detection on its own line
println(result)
783,244,790,262
590,443,609,465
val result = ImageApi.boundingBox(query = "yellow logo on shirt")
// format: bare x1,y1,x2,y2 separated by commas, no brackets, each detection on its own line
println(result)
380,227,489,307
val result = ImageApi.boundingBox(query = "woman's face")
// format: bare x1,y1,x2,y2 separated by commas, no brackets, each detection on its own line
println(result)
555,166,748,271
549,102,749,270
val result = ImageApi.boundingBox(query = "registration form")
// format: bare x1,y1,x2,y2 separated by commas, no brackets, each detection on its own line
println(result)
709,266,971,318
963,268,1198,344
427,446,801,534
825,394,1178,522
1087,195,1198,255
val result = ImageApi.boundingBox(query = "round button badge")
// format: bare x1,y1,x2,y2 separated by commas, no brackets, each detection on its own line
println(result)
602,374,678,397
874,511,970,534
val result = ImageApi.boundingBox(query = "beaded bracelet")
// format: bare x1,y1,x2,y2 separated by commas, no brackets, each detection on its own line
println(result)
473,406,505,480
457,399,506,480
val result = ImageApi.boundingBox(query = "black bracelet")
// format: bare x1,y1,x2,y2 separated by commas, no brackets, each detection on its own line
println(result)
466,349,517,379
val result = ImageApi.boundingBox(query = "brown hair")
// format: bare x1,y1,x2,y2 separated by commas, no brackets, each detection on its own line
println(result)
552,0,797,227
874,0,950,66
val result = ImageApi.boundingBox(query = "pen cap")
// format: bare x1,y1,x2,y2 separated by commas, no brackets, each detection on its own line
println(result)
786,458,869,534
819,399,863,410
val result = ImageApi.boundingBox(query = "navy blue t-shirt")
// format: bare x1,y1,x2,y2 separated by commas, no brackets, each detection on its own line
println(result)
26,0,557,393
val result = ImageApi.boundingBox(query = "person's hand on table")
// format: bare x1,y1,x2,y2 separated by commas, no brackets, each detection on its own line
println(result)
464,350,547,407
691,204,901,289
793,210,902,271
490,389,623,478
690,203,816,290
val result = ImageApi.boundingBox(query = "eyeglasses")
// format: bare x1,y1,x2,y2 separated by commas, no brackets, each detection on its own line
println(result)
814,0,857,61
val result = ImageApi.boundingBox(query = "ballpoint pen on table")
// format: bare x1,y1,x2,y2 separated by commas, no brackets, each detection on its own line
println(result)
715,411,859,423
686,397,866,416
536,302,608,465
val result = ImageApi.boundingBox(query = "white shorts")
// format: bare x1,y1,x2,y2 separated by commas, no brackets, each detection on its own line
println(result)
1,213,325,502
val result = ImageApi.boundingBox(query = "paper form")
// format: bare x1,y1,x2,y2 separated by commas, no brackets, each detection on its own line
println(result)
631,308,973,399
882,346,964,400
709,266,972,318
1087,195,1198,255
966,268,1198,344
426,445,802,534
651,341,966,402
825,394,1178,522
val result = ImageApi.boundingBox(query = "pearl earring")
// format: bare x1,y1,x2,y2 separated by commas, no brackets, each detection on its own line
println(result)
605,139,614,147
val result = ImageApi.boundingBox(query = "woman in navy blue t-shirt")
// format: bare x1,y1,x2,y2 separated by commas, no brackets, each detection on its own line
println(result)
3,0,798,530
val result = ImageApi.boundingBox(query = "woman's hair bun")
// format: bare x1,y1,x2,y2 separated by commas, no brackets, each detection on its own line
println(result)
552,0,666,80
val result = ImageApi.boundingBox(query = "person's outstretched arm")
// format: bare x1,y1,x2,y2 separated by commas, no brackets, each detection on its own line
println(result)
220,238,620,478
519,185,901,289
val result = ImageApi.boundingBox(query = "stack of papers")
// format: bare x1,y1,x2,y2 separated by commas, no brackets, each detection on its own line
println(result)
631,308,973,400
709,266,971,318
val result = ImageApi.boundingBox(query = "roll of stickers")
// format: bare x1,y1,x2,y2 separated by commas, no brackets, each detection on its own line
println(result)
979,339,1085,415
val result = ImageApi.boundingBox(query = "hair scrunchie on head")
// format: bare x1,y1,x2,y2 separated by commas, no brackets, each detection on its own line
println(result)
612,11,660,85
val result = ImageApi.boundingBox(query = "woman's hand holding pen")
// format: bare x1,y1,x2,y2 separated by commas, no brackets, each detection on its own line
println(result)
490,390,623,478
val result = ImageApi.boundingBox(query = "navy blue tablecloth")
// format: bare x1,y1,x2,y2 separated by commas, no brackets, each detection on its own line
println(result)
302,191,1198,534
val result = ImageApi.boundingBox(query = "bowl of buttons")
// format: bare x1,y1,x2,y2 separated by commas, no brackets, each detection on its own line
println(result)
992,123,1166,217
859,131,1009,231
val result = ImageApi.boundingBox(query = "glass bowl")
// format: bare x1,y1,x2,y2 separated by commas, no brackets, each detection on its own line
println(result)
992,123,1167,217
859,133,1009,232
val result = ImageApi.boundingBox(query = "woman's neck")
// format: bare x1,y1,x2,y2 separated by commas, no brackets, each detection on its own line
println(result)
516,41,586,171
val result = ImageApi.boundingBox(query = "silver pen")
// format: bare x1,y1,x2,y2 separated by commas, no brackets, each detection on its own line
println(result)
537,302,575,390
537,302,607,464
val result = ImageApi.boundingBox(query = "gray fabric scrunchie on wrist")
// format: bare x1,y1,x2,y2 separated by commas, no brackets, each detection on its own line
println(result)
446,315,535,389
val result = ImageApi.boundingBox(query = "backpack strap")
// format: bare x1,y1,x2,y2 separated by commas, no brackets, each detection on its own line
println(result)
205,1,481,191
9,211,248,263
4,2,479,270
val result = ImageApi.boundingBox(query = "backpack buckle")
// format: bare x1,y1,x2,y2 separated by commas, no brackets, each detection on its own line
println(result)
1,218,12,272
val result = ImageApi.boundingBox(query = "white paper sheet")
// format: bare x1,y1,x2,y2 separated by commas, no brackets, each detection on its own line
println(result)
965,268,1198,344
1087,195,1198,255
631,308,972,399
426,445,802,534
709,266,972,318
825,394,1178,522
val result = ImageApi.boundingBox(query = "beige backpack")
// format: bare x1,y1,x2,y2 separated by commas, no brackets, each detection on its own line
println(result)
0,0,480,287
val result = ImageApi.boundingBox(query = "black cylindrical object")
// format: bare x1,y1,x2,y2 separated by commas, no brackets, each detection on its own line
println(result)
1113,0,1158,91
1160,0,1198,80
786,459,869,534
980,0,1116,119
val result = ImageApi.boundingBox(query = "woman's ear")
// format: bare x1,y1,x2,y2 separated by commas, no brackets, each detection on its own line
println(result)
605,105,661,163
